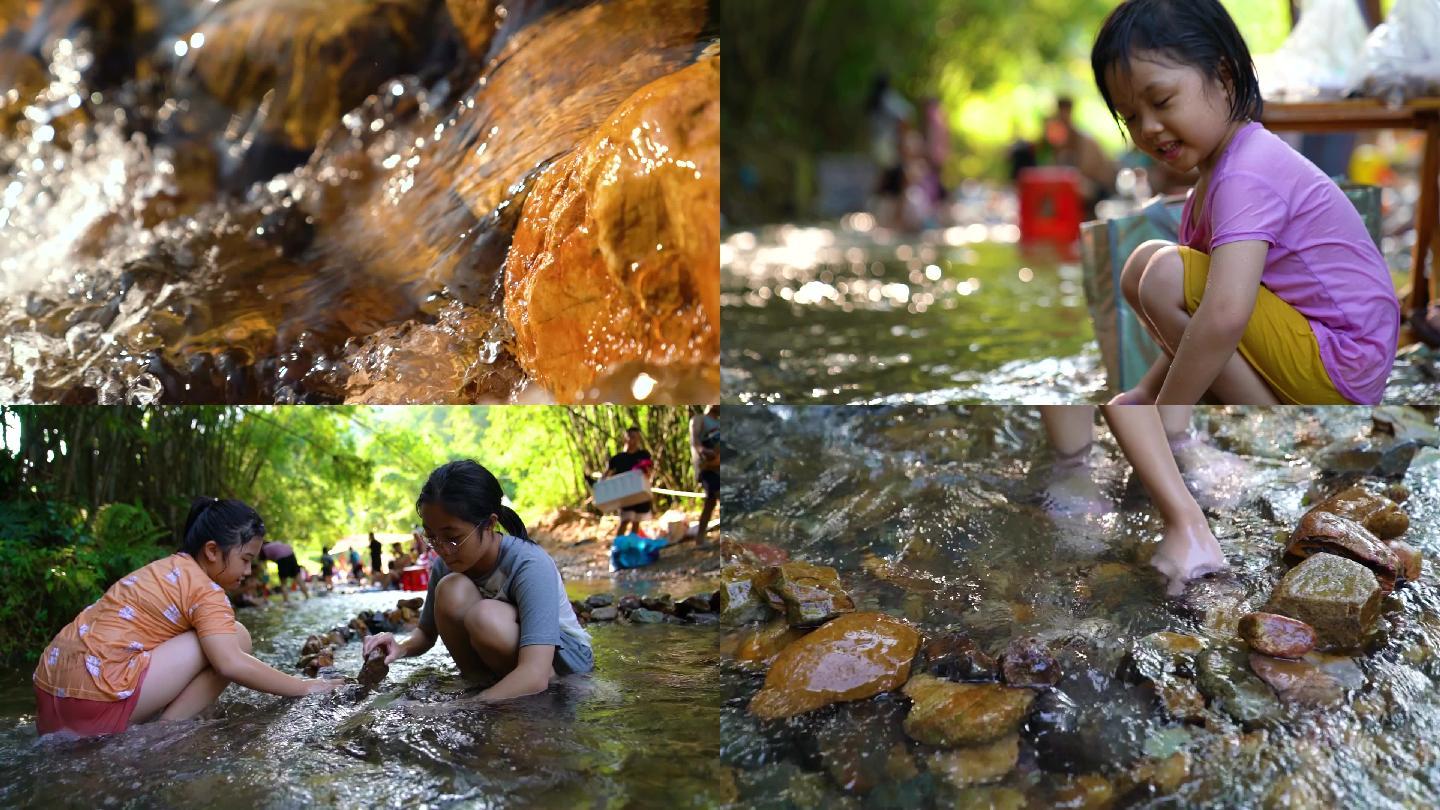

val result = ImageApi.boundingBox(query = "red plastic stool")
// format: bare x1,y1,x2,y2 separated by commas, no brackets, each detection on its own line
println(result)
1018,166,1082,260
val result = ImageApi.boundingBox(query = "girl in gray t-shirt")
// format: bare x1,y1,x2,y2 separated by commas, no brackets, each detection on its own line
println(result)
363,461,592,699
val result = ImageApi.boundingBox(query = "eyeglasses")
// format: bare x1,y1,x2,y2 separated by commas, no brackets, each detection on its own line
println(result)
420,522,486,552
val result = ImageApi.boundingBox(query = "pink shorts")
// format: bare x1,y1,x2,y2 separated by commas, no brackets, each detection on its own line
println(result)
34,667,149,737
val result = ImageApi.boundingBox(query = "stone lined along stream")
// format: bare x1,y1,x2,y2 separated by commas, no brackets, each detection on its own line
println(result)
0,0,718,404
0,586,725,808
721,405,1440,807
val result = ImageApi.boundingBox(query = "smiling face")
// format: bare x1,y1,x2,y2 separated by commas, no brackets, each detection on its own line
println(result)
199,536,262,590
420,500,496,573
1105,51,1242,175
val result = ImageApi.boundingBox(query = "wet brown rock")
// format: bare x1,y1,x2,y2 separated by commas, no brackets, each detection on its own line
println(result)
733,618,807,667
1238,613,1316,659
1307,485,1409,540
397,597,423,611
1266,553,1380,650
444,0,499,55
1247,653,1362,707
299,649,334,676
748,612,918,720
347,617,369,636
927,734,1020,788
0,49,45,138
757,561,854,627
901,674,1036,748
186,0,433,150
921,634,998,682
999,636,1060,687
358,649,389,687
719,563,770,626
1286,511,1398,595
300,634,327,657
504,53,719,402
1389,541,1423,584
1384,482,1410,503
1051,774,1117,809
1123,752,1191,797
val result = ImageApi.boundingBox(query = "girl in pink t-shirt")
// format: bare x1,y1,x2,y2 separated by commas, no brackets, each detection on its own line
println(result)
1090,0,1400,405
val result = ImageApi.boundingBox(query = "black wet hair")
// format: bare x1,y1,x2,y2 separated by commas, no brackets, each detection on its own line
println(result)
416,460,532,542
626,425,642,434
1091,0,1261,130
180,497,265,556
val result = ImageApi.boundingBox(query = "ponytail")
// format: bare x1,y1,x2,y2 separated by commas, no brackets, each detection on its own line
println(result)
180,497,265,555
417,460,534,543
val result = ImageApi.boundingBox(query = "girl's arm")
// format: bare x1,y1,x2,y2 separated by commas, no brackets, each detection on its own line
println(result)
199,633,338,696
477,644,555,701
1156,240,1268,404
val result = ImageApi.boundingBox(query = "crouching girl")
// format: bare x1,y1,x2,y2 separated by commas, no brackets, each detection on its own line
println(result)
33,498,342,737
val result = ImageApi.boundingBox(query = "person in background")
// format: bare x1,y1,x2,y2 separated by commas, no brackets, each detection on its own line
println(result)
348,547,364,584
605,427,654,539
260,539,308,601
689,405,720,543
1036,95,1118,217
319,546,335,592
867,73,916,230
369,532,383,583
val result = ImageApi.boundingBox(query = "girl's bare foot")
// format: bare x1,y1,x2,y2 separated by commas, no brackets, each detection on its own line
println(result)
1149,519,1229,596
1042,444,1114,519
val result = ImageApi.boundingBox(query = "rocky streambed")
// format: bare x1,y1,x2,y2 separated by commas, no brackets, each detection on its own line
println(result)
720,405,1440,807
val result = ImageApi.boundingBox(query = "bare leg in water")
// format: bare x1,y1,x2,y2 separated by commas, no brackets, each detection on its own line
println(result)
1102,405,1228,594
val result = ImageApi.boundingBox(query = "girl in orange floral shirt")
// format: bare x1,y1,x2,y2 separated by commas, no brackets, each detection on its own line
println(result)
33,498,342,737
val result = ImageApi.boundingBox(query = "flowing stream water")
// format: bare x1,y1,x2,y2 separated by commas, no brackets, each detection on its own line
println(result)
722,405,1440,807
0,586,725,808
1,0,716,404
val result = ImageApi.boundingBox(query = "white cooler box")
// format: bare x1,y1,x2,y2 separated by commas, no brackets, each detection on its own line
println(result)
593,470,652,513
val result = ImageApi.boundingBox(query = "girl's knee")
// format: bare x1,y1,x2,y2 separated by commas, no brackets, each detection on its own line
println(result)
1138,246,1185,306
435,573,481,620
1122,240,1172,304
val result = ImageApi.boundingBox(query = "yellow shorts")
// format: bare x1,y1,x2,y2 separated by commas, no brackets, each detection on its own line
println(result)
1179,246,1352,405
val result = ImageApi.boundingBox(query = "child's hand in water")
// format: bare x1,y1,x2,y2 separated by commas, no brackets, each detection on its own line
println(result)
1149,518,1229,596
305,677,345,694
363,632,403,664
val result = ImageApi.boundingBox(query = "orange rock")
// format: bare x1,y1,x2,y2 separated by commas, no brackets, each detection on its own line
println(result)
445,0,499,56
756,561,854,627
901,674,1036,747
734,618,807,667
1389,541,1423,584
503,53,719,402
749,612,918,720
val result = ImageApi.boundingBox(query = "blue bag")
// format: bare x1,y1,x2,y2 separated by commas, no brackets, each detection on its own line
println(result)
610,534,669,570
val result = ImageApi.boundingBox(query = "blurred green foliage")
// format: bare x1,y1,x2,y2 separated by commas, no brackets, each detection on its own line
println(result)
722,0,1314,225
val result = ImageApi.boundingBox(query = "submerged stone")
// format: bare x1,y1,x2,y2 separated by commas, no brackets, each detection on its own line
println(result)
748,612,917,720
921,633,998,682
811,696,911,795
719,564,771,626
757,561,855,627
1267,553,1381,650
927,734,1020,788
999,636,1060,687
1239,613,1317,659
1286,511,1398,595
1247,653,1362,706
733,618,807,668
1195,646,1282,728
186,0,433,150
358,649,389,687
901,674,1035,748
504,52,719,402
